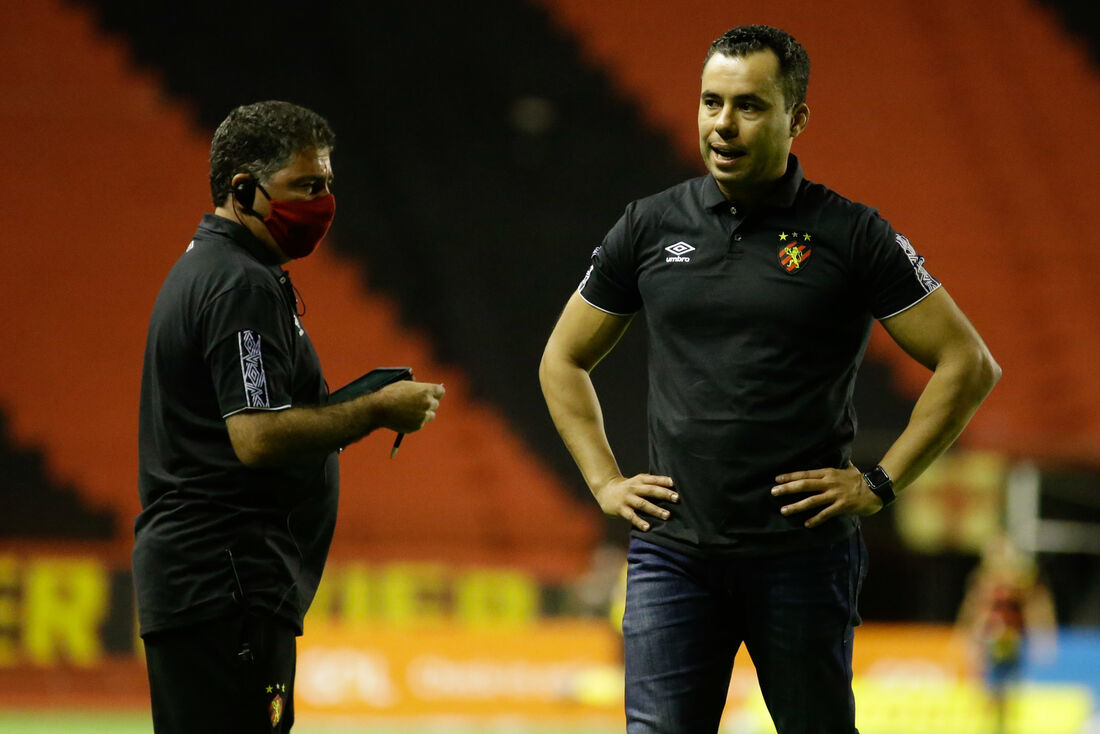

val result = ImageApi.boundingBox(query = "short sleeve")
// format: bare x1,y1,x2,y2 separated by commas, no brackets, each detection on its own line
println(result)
202,286,296,418
577,205,643,315
853,211,941,320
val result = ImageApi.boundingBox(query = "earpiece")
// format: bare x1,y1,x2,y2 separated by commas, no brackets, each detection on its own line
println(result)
233,177,257,213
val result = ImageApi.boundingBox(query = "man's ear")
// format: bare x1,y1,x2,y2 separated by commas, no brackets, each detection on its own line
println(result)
230,173,257,212
790,103,810,139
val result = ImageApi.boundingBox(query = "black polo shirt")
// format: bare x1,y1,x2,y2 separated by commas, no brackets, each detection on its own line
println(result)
135,213,339,636
579,155,939,557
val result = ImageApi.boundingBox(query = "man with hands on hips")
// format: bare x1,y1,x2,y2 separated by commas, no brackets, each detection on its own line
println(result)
539,26,999,734
136,101,444,734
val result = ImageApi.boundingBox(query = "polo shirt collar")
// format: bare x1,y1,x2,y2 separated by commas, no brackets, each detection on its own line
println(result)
197,213,284,269
703,153,804,212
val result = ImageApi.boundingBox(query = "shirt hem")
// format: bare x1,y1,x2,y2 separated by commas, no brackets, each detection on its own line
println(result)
632,519,857,559
139,602,303,639
221,403,293,419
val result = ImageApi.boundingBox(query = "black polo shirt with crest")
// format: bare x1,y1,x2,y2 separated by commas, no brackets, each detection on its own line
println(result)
135,213,338,636
579,154,940,557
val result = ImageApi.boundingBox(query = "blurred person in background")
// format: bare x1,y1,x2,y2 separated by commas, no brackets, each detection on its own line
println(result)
539,24,1000,734
135,100,445,734
957,534,1057,734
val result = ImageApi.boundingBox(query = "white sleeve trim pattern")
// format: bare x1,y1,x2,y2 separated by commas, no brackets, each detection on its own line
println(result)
878,282,942,321
578,290,638,317
238,329,271,409
221,404,293,419
895,233,940,293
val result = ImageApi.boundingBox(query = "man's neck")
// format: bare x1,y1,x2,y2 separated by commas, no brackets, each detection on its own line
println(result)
212,207,290,265
717,171,787,207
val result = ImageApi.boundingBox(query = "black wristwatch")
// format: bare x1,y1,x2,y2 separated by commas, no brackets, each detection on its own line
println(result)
862,465,896,507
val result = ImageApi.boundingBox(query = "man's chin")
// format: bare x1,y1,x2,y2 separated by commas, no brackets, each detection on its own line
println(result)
710,167,746,187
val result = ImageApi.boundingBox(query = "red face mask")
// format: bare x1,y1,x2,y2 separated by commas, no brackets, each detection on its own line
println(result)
256,184,336,259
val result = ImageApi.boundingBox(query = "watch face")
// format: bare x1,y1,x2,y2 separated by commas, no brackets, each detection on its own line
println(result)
865,467,890,488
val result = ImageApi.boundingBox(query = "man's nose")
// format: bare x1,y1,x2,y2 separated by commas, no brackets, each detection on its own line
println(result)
715,104,737,137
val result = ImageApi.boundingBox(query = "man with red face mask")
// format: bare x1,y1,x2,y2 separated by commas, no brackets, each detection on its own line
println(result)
135,101,446,733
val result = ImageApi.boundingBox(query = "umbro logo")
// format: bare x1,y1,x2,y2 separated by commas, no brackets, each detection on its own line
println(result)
665,241,695,263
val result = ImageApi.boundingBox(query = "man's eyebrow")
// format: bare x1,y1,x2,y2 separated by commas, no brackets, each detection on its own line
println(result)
700,90,771,104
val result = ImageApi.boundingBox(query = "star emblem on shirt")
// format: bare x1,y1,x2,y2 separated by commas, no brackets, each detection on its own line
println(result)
779,231,813,245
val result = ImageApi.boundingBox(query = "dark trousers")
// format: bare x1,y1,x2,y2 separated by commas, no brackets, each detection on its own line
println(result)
143,612,297,734
623,533,868,734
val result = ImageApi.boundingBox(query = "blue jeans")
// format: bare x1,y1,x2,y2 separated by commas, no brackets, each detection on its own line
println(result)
623,532,867,734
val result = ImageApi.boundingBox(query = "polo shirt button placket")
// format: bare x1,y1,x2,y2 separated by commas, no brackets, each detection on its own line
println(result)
725,204,745,258
728,228,745,259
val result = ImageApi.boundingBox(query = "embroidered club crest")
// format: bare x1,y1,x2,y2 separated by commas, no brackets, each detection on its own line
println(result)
777,231,812,273
269,692,284,727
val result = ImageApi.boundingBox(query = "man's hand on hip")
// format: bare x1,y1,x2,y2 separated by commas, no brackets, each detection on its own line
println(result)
594,474,678,531
770,463,883,528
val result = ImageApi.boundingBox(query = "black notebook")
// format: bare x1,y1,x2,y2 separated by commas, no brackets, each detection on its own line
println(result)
327,367,412,404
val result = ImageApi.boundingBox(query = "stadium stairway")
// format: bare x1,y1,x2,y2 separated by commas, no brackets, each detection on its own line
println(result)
0,0,596,577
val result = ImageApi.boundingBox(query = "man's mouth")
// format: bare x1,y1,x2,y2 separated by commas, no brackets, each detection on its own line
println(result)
710,145,746,164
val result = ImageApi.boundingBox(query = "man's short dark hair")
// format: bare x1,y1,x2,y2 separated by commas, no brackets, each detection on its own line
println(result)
209,101,336,207
704,25,810,111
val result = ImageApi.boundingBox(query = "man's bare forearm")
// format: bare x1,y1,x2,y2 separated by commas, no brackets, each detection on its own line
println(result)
227,396,378,466
227,380,444,467
539,353,623,494
539,295,676,531
879,345,1000,492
